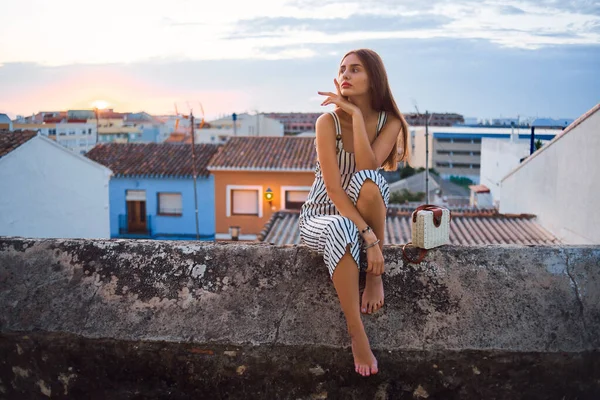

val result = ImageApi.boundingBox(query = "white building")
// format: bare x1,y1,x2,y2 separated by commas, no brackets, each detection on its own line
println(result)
197,113,284,144
0,132,112,239
55,122,98,154
479,137,551,204
500,103,600,244
409,125,560,183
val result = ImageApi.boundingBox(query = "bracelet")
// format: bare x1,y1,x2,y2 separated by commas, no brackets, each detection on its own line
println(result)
364,239,380,250
361,225,372,235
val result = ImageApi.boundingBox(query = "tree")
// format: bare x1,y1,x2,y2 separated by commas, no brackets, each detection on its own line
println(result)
389,189,425,204
449,175,475,189
534,139,544,151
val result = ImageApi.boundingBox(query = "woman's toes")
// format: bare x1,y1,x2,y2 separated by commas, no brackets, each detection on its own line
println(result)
371,363,378,374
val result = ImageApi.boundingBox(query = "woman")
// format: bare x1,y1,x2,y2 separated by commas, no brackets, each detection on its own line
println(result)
299,49,409,377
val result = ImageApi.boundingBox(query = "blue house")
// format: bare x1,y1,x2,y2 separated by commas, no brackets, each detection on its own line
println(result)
87,142,220,240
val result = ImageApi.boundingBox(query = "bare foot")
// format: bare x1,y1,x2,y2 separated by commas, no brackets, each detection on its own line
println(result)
361,273,384,314
350,329,378,376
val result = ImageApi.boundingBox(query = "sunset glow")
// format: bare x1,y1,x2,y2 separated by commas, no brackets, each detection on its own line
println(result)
92,100,109,110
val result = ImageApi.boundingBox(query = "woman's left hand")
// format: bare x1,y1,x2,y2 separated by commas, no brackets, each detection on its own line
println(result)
318,79,360,116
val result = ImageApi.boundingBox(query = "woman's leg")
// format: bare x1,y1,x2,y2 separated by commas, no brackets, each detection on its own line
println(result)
355,179,387,314
332,247,378,376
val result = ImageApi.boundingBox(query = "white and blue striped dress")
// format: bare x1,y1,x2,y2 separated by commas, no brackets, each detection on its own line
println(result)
299,110,390,278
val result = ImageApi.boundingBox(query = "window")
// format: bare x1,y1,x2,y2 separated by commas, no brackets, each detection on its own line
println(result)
232,190,259,215
436,162,450,168
88,128,92,134
81,129,86,135
281,186,311,210
226,185,262,217
158,193,183,216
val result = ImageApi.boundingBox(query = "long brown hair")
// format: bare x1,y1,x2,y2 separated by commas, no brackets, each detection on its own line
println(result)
341,49,410,171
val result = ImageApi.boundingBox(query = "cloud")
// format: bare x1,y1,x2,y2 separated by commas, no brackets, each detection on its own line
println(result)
498,5,527,15
229,14,452,38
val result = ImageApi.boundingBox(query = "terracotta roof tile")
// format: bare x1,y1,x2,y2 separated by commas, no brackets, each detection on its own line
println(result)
86,142,220,178
0,131,37,158
208,136,317,171
259,209,561,245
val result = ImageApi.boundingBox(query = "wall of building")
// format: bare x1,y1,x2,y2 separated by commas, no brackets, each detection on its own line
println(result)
480,138,531,202
212,171,315,239
0,136,111,238
500,110,600,244
109,176,215,239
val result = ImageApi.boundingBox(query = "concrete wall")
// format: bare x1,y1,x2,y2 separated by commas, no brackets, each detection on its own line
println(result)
501,109,600,244
1,238,599,398
0,136,111,238
2,238,600,398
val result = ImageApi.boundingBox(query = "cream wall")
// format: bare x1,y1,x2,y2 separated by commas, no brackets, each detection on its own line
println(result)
500,108,600,244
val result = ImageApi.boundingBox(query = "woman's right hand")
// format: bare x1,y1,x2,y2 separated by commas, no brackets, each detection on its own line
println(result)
364,232,384,275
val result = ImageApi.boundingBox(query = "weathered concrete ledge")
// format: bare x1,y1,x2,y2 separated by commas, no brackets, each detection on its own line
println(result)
1,237,599,398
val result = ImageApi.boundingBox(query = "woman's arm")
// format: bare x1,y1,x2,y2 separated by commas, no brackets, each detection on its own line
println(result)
351,111,378,171
315,113,372,235
353,113,402,170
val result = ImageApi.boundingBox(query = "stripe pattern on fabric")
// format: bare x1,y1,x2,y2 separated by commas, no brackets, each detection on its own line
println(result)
299,110,390,278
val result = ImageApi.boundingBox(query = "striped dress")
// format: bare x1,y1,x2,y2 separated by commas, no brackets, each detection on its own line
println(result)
299,110,390,278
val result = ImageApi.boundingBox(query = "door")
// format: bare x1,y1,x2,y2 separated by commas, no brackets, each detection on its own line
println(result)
127,201,147,233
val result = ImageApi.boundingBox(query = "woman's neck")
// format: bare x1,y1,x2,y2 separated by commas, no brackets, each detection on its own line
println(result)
348,95,376,120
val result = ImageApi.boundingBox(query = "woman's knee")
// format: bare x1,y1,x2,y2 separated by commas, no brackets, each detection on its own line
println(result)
356,179,384,207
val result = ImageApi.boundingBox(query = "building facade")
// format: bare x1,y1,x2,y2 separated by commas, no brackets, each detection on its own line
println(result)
500,104,600,244
86,142,220,240
0,132,111,238
207,136,316,240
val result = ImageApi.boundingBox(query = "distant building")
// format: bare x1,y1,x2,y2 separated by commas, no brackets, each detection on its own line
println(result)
531,118,574,128
388,171,471,207
197,113,284,144
0,114,12,131
404,113,464,127
500,103,600,244
262,112,321,135
13,121,97,155
0,132,111,238
409,126,560,183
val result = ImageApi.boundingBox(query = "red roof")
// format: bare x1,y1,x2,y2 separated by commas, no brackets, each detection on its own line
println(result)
86,142,220,178
208,136,316,171
469,184,491,193
259,209,561,245
0,131,37,158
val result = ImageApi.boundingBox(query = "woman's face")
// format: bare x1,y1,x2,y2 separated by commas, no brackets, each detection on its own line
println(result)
338,53,369,97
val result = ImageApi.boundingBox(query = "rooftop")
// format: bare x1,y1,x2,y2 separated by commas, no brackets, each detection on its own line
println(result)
208,136,316,171
86,142,220,178
0,131,37,158
259,209,560,246
389,172,470,198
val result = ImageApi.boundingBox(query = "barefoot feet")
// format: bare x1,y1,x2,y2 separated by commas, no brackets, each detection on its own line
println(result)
351,329,378,376
361,273,384,314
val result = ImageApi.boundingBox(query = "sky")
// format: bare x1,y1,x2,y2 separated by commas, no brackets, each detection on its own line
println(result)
1,0,599,121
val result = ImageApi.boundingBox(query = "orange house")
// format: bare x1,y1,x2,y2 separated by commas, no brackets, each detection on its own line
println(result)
208,136,317,240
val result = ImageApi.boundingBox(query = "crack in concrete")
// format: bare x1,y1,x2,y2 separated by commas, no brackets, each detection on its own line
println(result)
82,285,100,334
563,250,592,347
271,247,303,347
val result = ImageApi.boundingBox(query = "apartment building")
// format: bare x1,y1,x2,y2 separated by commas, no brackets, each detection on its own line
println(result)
409,126,560,183
262,112,321,135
